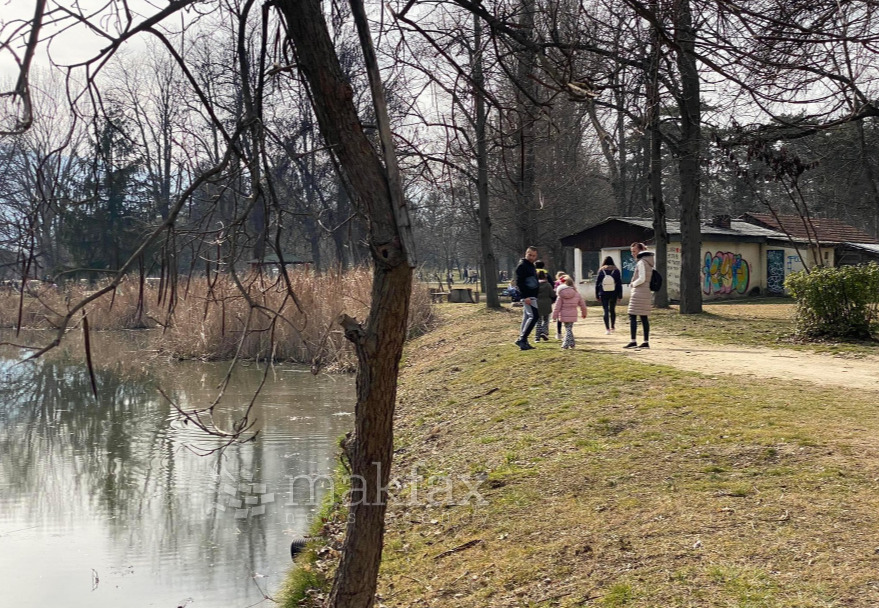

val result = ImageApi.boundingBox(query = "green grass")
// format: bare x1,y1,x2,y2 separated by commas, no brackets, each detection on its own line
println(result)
276,464,350,608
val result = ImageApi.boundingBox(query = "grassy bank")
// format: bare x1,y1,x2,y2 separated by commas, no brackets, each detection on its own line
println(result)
369,304,879,607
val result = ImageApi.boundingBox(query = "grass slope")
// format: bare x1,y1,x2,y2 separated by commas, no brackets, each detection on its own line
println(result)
379,304,879,607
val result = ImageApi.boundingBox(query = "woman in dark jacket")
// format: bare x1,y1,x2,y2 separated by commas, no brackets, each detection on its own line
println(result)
595,256,623,335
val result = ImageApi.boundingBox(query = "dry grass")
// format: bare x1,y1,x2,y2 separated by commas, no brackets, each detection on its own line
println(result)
377,304,879,607
0,268,435,371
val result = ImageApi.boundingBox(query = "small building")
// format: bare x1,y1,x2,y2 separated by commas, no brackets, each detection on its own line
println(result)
559,214,879,301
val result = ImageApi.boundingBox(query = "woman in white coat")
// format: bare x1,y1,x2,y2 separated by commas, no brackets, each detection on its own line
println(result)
625,242,655,349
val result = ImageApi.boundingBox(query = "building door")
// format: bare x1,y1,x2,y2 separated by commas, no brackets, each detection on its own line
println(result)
766,250,785,295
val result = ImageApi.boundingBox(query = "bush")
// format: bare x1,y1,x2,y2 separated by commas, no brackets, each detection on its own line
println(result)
785,263,879,340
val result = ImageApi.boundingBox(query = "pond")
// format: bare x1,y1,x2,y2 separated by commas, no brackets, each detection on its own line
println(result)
0,335,354,607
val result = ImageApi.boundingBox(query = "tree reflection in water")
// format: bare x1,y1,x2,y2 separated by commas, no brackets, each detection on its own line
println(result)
0,343,353,608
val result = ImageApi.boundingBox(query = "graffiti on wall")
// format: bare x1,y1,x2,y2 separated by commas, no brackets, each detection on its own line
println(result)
766,250,785,294
702,251,751,295
667,248,682,296
621,250,636,284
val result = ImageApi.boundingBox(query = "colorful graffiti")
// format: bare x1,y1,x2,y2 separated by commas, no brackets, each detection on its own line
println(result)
703,251,751,295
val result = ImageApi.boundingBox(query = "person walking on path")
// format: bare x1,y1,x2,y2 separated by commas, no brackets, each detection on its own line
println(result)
514,246,540,350
553,271,567,340
552,276,588,349
595,256,623,335
535,269,555,341
625,242,654,349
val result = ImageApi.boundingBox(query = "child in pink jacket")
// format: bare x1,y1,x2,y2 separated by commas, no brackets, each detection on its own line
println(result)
552,276,588,349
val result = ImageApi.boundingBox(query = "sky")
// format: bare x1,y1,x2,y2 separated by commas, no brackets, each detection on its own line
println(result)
1,0,160,82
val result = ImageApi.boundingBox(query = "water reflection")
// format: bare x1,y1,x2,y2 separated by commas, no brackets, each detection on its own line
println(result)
0,344,354,608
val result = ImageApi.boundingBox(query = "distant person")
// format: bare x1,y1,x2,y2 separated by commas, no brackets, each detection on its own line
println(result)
535,269,555,341
624,242,655,349
552,276,587,349
514,246,540,350
507,281,521,302
446,271,453,291
595,256,623,335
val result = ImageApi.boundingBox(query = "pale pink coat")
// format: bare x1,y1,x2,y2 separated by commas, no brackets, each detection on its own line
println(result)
552,285,587,323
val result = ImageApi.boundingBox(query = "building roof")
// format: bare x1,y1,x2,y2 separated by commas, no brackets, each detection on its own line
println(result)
560,216,786,246
843,242,879,255
741,213,879,244
614,217,786,238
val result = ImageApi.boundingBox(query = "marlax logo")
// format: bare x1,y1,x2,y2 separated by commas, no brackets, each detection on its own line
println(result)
214,471,276,519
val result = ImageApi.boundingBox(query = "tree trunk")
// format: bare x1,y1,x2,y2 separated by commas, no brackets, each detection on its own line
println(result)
615,85,629,216
586,99,622,208
278,2,413,608
674,0,702,314
473,14,500,309
646,20,669,308
856,121,879,237
514,0,538,250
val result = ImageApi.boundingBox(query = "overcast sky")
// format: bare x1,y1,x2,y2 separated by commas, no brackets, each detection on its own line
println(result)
1,0,157,82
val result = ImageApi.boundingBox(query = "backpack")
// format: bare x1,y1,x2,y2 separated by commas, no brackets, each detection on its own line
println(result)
601,272,616,292
649,268,663,292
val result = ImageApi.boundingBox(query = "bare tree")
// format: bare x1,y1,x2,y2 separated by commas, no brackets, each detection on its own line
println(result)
5,3,415,608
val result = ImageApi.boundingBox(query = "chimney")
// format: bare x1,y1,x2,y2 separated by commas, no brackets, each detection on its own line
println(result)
712,214,732,229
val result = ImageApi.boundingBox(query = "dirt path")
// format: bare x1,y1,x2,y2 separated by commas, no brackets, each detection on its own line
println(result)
570,312,879,390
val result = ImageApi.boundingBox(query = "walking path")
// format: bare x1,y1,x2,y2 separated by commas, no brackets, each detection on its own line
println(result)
571,312,879,390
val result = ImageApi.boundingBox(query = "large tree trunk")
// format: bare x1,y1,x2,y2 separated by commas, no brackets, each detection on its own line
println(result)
474,14,500,309
855,121,879,236
646,21,669,308
514,0,538,250
278,1,413,607
674,0,702,314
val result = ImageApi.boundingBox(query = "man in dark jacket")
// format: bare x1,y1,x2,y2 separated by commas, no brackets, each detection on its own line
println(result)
514,246,540,350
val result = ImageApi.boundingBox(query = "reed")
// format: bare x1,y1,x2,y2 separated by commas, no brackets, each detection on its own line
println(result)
0,268,435,371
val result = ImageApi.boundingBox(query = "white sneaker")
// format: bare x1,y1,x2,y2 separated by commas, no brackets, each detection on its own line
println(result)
556,333,562,340
605,329,611,335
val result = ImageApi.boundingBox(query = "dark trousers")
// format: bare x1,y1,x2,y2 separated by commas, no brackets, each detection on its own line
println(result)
629,314,650,342
601,294,618,330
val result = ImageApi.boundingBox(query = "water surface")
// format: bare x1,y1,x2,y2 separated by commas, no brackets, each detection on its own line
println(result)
0,336,354,607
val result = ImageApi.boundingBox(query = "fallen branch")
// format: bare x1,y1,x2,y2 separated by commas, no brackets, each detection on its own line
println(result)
433,539,483,559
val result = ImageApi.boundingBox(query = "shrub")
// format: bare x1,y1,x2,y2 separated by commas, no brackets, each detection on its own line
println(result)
785,263,879,340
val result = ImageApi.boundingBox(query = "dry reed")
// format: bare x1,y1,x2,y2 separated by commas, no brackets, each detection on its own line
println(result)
0,268,435,371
